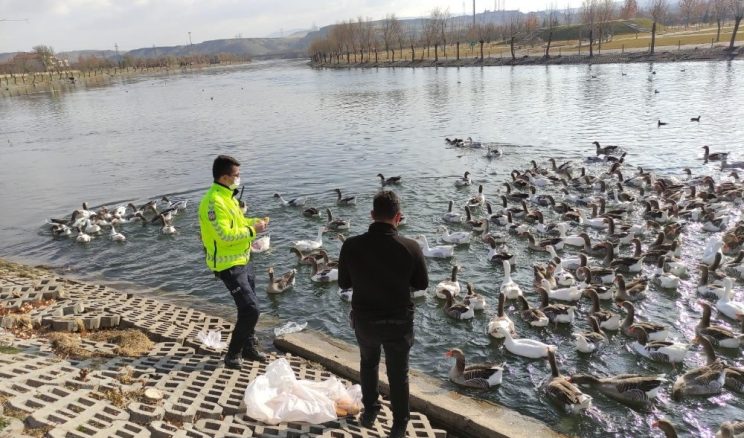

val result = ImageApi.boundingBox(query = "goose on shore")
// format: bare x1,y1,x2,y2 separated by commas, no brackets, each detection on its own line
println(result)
545,347,592,413
569,373,664,407
267,267,296,294
445,348,503,388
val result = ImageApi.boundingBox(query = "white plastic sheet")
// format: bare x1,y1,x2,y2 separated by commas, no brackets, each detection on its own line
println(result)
273,321,307,336
196,330,226,351
243,358,362,425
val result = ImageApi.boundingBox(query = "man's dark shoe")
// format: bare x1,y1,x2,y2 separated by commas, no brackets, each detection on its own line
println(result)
359,408,379,428
388,421,408,438
224,354,242,370
242,337,267,363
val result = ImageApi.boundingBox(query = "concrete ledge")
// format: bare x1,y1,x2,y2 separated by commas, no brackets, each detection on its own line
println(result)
274,330,565,438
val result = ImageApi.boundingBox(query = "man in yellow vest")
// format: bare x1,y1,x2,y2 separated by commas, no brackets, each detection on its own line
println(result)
198,155,269,369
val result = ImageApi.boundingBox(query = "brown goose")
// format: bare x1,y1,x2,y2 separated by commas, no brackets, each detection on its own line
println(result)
718,421,744,438
671,336,726,400
586,289,621,331
442,289,474,320
620,301,668,341
289,247,327,265
267,267,296,294
574,316,608,353
325,208,350,231
614,274,648,302
569,373,664,407
445,348,503,389
653,419,679,438
696,301,744,349
464,207,487,233
536,287,575,324
724,365,744,393
545,347,592,413
517,295,549,327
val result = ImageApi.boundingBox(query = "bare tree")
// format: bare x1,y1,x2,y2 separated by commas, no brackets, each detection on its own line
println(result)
508,17,523,60
730,0,744,50
680,0,700,28
422,16,438,59
621,0,638,19
382,14,398,61
597,0,616,52
545,3,559,57
650,0,669,54
712,0,729,42
429,8,447,61
564,2,575,24
582,0,598,57
448,14,466,60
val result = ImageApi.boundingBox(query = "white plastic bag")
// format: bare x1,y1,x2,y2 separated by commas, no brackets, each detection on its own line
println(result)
196,330,226,351
243,358,361,425
273,321,307,336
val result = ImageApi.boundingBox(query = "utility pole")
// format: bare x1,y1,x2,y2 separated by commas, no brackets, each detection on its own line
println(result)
114,43,120,67
473,0,476,27
188,32,193,46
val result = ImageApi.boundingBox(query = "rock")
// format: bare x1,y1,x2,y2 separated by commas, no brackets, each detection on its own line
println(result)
144,387,163,402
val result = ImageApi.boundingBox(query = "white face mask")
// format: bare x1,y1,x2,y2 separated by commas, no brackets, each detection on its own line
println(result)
229,177,241,190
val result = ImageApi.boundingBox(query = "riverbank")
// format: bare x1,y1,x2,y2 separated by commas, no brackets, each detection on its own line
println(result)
0,258,563,438
311,46,743,69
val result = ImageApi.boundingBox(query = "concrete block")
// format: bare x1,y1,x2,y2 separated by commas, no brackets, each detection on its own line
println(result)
98,314,120,328
149,421,212,438
127,401,165,424
47,420,149,438
50,317,79,332
195,416,254,438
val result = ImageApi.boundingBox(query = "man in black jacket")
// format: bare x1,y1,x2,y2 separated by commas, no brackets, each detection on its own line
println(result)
338,190,428,438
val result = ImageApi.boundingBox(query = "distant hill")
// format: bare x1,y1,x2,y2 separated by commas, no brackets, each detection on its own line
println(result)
0,52,20,63
57,50,118,63
125,37,307,59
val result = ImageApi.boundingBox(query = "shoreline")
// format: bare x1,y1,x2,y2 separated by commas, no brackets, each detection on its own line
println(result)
310,46,743,69
0,258,563,438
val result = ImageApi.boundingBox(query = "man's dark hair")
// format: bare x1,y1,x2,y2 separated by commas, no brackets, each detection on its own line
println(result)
372,190,400,220
213,155,240,180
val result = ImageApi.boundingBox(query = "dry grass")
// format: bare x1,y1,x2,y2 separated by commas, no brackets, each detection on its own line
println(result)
24,425,55,438
95,386,146,408
47,329,153,359
47,332,93,359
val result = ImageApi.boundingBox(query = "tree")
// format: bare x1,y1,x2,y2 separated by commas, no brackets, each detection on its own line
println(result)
507,18,522,60
712,0,729,42
730,0,744,50
649,0,669,54
32,45,55,70
545,3,559,58
382,14,398,61
680,0,700,28
422,14,439,60
621,0,638,19
597,0,616,52
582,0,598,57
564,2,575,25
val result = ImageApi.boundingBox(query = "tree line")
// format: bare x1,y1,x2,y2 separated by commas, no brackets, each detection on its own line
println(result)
308,0,744,64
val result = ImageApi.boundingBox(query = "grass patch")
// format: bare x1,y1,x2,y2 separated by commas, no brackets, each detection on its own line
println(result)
0,416,8,431
95,386,146,408
46,329,153,359
0,346,20,354
25,425,54,438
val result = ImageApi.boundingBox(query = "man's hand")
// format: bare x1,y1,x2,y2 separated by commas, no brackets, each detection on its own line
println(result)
253,220,268,233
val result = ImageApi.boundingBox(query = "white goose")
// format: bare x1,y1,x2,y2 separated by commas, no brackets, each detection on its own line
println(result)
109,225,126,242
629,327,688,364
417,235,455,258
158,214,176,235
442,201,463,223
76,227,92,243
436,266,461,299
273,193,306,207
292,227,324,252
466,185,486,208
309,258,338,283
487,293,516,338
554,223,585,247
703,238,724,266
651,256,679,290
454,171,472,187
438,226,471,245
84,218,101,234
716,278,744,320
493,325,553,359
541,279,582,302
499,260,523,299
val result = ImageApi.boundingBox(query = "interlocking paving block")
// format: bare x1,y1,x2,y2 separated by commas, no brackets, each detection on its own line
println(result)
149,421,212,438
148,342,195,357
127,400,165,424
195,416,254,438
47,420,150,438
99,314,121,328
0,417,25,438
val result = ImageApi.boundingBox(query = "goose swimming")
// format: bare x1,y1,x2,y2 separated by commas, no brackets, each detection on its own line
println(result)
273,193,306,207
377,173,402,186
445,348,503,388
334,188,356,206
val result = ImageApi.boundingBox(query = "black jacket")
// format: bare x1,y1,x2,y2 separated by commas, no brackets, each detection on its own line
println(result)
338,222,428,321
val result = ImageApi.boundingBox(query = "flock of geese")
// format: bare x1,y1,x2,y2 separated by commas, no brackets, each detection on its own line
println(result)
267,138,744,437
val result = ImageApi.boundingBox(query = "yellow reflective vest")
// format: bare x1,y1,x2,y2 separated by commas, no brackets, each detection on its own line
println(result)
198,183,259,272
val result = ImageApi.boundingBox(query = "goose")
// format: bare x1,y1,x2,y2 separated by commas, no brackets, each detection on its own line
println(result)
554,223,585,247
466,184,486,208
574,316,608,353
651,256,679,289
464,282,486,310
435,265,461,299
502,183,529,203
273,193,306,207
702,145,728,161
715,278,744,320
493,325,552,359
454,171,472,187
442,289,474,320
487,293,516,338
267,267,296,294
717,421,744,438
663,255,689,278
289,247,327,265
541,279,582,302
671,336,726,400
593,141,620,156
499,260,522,299
463,136,482,148
334,188,356,206
702,212,729,232
657,120,668,127
545,347,592,413
536,287,575,324
569,373,665,407
437,226,471,245
549,257,575,287
445,348,503,388
620,301,668,341
76,227,92,243
614,274,648,302
51,223,72,237
292,227,325,252
442,201,463,223
577,269,616,299
251,234,271,253
605,217,634,245
724,365,744,393
691,115,701,122
653,420,679,438
586,288,621,331
629,327,688,364
109,225,126,242
158,214,176,235
308,258,338,283
302,207,321,218
486,238,514,264
721,155,744,170
695,301,744,348
377,173,401,186
577,257,616,286
485,146,502,158
84,218,101,234
464,207,487,232
724,250,744,279
527,233,564,252
578,209,609,230
517,295,549,327
325,208,350,231
580,234,608,257
338,287,353,302
699,265,731,299
417,235,454,258
703,238,724,266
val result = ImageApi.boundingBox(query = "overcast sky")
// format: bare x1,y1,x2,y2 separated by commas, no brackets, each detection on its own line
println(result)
0,0,585,53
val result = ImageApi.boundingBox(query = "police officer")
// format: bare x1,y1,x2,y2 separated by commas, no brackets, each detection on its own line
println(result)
198,155,269,369
338,190,428,438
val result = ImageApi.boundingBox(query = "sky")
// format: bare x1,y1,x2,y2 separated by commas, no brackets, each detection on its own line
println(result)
0,0,586,54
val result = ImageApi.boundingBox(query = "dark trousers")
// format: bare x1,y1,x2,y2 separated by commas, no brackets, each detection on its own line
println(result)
219,263,260,356
354,317,414,425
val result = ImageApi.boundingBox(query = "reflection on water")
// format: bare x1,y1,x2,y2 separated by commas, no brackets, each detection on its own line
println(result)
1,59,744,437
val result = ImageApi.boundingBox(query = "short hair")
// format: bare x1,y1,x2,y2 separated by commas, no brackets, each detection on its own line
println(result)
212,155,240,180
372,190,400,220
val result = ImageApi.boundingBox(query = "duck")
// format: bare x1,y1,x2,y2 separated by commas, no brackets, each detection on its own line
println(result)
109,225,126,242
454,171,472,187
536,287,576,324
308,258,338,283
517,295,549,327
703,145,728,161
717,421,744,438
302,207,321,218
273,193,306,207
158,214,176,235
620,301,668,341
715,278,744,320
417,235,455,258
466,184,486,208
437,226,470,245
445,348,503,388
499,260,522,299
377,173,402,186
614,274,648,302
442,201,463,223
672,335,726,401
325,208,350,231
76,227,92,243
493,325,552,358
651,256,679,289
435,265,461,299
657,120,668,127
629,327,688,364
334,188,356,206
586,288,621,331
569,373,665,407
267,267,296,294
544,347,592,413
464,207,487,232
593,141,621,156
574,316,608,353
696,301,744,349
487,293,516,338
464,282,486,310
292,227,325,252
442,289,474,320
